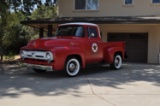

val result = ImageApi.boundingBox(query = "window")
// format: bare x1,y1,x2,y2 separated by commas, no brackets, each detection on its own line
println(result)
75,26,84,37
56,25,84,37
124,0,133,5
152,0,160,3
87,27,98,38
75,0,99,10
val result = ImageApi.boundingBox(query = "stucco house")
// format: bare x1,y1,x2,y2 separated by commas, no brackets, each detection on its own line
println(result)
22,0,160,64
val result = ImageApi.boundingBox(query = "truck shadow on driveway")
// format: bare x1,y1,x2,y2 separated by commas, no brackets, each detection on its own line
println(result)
0,63,160,98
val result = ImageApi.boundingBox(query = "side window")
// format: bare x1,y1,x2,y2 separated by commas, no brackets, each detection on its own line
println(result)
75,0,99,10
75,26,84,37
152,0,160,3
75,0,86,10
124,0,133,5
87,27,98,38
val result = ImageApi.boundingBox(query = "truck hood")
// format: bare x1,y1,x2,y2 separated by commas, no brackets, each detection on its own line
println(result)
22,37,79,50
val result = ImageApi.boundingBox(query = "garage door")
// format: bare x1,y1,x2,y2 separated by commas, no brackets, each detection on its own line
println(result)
108,33,148,63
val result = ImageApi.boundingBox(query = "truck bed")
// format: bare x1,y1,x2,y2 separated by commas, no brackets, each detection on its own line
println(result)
102,41,125,50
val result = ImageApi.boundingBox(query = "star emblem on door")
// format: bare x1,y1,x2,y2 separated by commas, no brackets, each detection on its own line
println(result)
92,43,98,53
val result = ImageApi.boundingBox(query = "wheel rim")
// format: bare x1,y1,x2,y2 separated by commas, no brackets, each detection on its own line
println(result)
69,63,76,72
66,59,80,76
114,55,122,69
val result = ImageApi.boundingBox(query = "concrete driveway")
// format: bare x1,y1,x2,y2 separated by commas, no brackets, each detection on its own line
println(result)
0,63,160,106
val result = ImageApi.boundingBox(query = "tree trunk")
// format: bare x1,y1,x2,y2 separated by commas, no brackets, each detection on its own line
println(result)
0,47,3,62
0,54,3,62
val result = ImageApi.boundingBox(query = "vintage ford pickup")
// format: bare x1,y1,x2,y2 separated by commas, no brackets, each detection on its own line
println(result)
20,23,125,77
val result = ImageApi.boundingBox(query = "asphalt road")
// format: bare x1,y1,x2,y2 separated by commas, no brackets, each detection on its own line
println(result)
0,63,160,106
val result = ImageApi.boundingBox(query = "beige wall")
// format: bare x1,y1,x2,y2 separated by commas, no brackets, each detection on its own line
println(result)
57,0,160,64
97,24,160,64
148,26,160,64
58,0,160,17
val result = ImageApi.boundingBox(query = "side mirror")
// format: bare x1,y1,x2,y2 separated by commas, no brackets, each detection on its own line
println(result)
89,33,95,38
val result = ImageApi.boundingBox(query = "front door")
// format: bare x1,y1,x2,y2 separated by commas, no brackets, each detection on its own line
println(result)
84,26,103,64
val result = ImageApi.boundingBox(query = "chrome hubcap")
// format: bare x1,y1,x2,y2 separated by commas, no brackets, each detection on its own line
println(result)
66,58,80,76
115,58,119,66
69,63,76,72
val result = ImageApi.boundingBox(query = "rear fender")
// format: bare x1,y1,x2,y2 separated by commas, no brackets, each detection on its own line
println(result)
104,47,124,64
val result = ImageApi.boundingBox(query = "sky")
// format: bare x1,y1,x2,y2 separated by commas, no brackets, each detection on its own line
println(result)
34,0,55,10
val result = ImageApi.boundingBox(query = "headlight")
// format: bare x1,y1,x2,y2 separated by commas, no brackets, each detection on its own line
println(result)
46,52,51,60
46,52,53,62
20,50,25,59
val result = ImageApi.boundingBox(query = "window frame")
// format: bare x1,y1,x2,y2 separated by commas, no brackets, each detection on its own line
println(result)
74,0,99,11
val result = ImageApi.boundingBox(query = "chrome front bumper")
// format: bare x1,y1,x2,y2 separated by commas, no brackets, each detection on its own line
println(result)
26,63,53,71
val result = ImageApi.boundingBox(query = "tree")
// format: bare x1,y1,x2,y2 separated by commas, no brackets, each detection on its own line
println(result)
1,12,31,55
0,0,57,16
0,1,58,61
0,0,58,38
31,4,57,20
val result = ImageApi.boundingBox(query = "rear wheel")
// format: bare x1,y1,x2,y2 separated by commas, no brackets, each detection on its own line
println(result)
65,57,80,77
110,54,122,70
33,69,46,73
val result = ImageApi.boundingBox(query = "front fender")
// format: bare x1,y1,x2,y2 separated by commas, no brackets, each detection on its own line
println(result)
51,47,85,70
65,47,86,69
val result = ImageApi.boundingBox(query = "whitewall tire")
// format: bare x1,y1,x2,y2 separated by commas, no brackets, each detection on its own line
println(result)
110,54,122,70
65,58,80,77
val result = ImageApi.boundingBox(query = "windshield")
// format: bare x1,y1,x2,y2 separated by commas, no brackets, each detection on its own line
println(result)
56,25,84,37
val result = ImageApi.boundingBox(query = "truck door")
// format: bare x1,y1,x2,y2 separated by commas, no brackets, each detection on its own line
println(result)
84,26,103,64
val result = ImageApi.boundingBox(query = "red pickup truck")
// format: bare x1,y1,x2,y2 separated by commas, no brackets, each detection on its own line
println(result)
20,23,125,77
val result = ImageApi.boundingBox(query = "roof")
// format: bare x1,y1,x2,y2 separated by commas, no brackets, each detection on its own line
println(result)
21,16,160,29
59,22,98,27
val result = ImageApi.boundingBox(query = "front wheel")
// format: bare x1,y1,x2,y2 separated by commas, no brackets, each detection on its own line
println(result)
65,57,81,77
110,54,122,70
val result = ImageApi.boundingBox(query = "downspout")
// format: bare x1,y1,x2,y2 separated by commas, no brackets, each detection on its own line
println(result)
159,40,160,64
56,0,59,17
